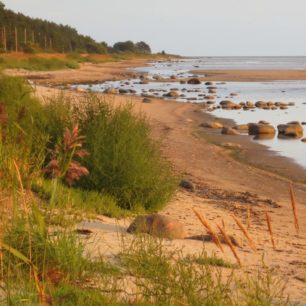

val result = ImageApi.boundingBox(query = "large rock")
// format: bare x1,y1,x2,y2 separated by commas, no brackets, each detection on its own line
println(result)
179,179,195,192
255,101,268,108
164,91,179,98
220,100,241,110
119,89,129,94
248,123,276,135
277,122,303,138
127,214,186,239
200,121,223,129
187,78,201,85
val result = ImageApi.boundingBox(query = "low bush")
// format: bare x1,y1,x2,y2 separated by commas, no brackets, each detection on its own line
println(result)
75,96,177,210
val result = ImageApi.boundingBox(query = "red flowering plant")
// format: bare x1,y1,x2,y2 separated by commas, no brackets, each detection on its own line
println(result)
44,125,89,186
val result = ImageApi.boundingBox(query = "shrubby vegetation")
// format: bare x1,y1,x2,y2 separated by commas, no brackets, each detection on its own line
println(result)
0,75,176,210
75,96,176,210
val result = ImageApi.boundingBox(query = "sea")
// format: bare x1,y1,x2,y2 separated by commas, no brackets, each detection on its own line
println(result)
76,57,306,169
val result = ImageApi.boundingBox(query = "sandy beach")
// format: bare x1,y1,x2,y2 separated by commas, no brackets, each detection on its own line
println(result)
6,60,306,302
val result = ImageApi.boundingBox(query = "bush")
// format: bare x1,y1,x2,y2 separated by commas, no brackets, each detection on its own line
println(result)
75,96,177,210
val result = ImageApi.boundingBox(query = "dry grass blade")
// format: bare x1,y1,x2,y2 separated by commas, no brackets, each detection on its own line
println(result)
247,206,251,229
216,224,241,266
289,183,299,234
12,159,26,209
265,212,275,249
192,208,224,253
231,214,256,252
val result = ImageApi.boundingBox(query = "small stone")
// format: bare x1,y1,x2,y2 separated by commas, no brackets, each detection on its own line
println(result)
142,98,152,103
179,179,195,192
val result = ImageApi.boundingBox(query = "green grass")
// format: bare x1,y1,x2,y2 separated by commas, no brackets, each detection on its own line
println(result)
182,251,238,269
1,208,294,306
0,56,80,71
32,179,135,219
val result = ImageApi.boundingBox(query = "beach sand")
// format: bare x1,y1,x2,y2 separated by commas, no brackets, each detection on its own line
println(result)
6,60,306,302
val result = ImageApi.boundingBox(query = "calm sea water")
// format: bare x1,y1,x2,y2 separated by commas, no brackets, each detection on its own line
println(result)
76,57,306,169
135,56,306,76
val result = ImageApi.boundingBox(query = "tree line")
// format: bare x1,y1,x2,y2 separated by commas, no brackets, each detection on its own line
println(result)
0,2,151,54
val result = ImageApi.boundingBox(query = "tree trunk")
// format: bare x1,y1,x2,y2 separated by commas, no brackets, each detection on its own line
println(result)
15,27,18,52
3,26,7,51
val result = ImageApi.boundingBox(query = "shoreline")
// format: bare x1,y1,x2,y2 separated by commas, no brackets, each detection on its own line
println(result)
4,59,306,301
189,69,306,82
7,58,306,183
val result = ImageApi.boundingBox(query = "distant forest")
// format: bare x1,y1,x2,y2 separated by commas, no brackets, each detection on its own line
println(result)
0,2,151,54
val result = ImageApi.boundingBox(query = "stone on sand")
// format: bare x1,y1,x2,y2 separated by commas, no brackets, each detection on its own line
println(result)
187,78,201,85
127,214,186,239
179,179,196,192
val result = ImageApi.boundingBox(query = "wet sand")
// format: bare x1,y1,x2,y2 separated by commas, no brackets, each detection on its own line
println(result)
5,60,306,302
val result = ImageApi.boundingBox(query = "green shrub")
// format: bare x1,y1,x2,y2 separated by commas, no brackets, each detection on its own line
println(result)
75,96,177,210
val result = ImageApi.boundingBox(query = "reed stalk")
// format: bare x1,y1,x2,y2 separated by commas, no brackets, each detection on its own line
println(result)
12,160,48,304
265,212,275,249
217,224,241,266
232,214,256,252
247,206,251,229
192,208,224,253
289,183,299,234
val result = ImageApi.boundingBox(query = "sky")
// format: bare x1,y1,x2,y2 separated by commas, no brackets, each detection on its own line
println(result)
3,0,306,56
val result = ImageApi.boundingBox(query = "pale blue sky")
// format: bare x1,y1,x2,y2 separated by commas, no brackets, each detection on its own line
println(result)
3,0,306,56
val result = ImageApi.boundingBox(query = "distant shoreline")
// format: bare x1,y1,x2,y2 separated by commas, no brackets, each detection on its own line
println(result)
188,69,306,82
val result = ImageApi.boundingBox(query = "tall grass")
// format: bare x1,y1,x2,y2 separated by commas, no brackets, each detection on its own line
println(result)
0,75,48,188
75,95,177,210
